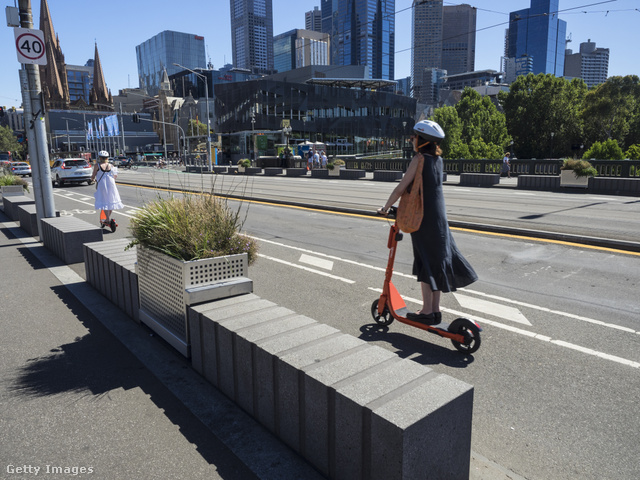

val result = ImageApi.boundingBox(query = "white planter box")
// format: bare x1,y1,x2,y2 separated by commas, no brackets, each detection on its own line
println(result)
560,170,589,188
328,167,340,176
1,185,26,196
137,246,252,356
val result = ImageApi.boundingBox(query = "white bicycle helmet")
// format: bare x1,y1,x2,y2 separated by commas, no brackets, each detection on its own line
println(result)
413,120,445,143
98,150,110,158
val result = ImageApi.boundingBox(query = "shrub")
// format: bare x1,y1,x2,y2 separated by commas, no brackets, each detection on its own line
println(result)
237,158,251,168
127,194,258,264
561,159,597,177
624,144,640,160
582,139,624,160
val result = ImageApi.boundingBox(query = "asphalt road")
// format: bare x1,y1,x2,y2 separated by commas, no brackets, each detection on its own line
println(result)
45,171,640,480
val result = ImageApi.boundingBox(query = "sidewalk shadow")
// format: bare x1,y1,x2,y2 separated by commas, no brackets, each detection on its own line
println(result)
9,284,257,479
358,323,476,368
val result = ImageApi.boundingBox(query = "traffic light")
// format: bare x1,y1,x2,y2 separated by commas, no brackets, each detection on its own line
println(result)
0,107,4,117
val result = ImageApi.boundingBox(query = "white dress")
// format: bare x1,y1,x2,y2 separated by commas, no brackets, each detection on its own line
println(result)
94,165,124,211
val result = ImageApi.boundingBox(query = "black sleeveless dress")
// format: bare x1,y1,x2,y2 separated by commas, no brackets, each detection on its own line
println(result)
410,154,478,292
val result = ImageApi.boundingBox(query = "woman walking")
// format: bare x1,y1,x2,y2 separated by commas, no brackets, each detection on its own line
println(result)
91,150,124,232
378,120,477,324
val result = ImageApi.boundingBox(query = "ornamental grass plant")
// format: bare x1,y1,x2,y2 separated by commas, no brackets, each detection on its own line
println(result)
561,159,598,177
0,173,29,192
127,193,258,264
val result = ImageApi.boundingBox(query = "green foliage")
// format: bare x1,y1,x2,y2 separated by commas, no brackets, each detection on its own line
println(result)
0,125,24,159
561,159,597,177
432,89,509,159
0,173,29,191
127,194,258,264
237,158,251,167
499,74,587,159
187,119,208,136
624,144,640,160
582,75,640,149
582,139,624,160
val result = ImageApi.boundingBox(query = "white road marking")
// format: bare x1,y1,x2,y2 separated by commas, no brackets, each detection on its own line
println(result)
454,293,532,326
299,253,334,270
258,254,354,284
368,287,639,369
52,191,137,218
462,288,638,335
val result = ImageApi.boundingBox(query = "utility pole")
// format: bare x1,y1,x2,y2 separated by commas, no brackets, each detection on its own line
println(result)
17,0,56,238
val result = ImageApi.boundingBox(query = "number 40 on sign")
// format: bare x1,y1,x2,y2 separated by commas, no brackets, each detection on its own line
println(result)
14,27,47,65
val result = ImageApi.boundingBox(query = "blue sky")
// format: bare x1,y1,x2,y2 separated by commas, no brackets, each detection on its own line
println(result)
1,0,638,108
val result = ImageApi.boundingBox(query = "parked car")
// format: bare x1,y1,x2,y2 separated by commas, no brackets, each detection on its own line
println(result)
9,162,32,177
50,158,93,187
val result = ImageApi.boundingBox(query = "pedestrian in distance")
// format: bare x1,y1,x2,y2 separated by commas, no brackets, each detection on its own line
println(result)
321,150,328,168
502,152,511,178
90,150,124,232
307,149,314,170
378,120,478,325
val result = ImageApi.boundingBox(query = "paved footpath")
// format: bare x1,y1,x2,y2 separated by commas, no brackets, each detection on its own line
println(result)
0,203,525,480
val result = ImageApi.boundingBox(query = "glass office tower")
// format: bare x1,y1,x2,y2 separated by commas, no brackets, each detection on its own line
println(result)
507,0,567,76
136,31,206,96
230,0,274,73
323,0,395,80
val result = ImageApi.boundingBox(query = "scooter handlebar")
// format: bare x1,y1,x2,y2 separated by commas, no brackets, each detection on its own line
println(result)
377,206,397,218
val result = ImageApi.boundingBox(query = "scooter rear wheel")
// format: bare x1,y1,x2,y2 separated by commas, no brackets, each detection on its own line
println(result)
449,318,481,354
371,299,394,326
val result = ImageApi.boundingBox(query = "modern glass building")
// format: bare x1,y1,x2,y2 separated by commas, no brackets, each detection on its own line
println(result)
66,63,94,104
506,0,567,76
136,31,206,96
273,29,329,73
322,0,395,80
230,0,274,74
442,4,476,75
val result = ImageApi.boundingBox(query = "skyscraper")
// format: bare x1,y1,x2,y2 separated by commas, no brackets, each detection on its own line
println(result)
230,0,274,73
506,0,567,76
411,1,477,103
442,4,476,75
323,0,395,80
564,39,609,88
136,31,206,96
273,29,329,73
305,6,322,32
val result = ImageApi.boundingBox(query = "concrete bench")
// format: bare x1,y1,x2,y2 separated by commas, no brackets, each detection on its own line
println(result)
589,177,640,196
517,175,560,191
264,167,284,176
188,294,473,479
340,169,366,180
211,166,228,174
17,204,60,237
1,185,26,197
40,216,103,264
460,173,500,187
373,170,403,182
84,239,139,322
241,167,262,175
286,168,308,177
186,165,210,173
311,169,329,178
2,194,35,221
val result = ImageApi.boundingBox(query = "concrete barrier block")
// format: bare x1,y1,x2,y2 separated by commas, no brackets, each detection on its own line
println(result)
286,168,308,177
41,216,103,264
373,170,403,182
3,195,35,221
302,346,398,476
340,169,366,180
264,167,283,176
369,374,474,480
460,173,499,187
332,358,435,480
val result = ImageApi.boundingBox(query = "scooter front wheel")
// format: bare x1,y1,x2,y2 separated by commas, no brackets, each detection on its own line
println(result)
449,318,481,354
371,299,394,326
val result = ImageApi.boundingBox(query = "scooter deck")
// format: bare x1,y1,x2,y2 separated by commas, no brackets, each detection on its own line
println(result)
395,307,452,333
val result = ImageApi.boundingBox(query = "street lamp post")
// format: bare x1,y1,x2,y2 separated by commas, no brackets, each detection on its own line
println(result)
250,110,256,163
550,132,555,159
173,63,211,171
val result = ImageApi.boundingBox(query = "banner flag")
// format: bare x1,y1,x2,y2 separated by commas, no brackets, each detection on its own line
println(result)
113,115,120,136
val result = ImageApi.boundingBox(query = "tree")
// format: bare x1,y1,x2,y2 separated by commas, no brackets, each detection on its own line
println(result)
582,75,640,150
623,144,640,160
499,74,587,159
187,119,208,136
432,88,510,159
582,139,624,160
0,125,23,159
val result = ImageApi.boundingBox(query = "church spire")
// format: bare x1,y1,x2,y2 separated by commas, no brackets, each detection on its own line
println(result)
90,42,113,110
39,0,69,109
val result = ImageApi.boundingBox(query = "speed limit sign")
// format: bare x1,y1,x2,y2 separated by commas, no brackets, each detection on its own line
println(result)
14,27,47,65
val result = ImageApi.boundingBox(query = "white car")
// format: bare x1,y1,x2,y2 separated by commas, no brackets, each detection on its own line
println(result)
50,158,93,187
10,162,31,177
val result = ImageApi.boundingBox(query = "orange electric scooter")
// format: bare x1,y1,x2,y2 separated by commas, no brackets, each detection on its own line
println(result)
372,207,482,354
99,210,117,233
